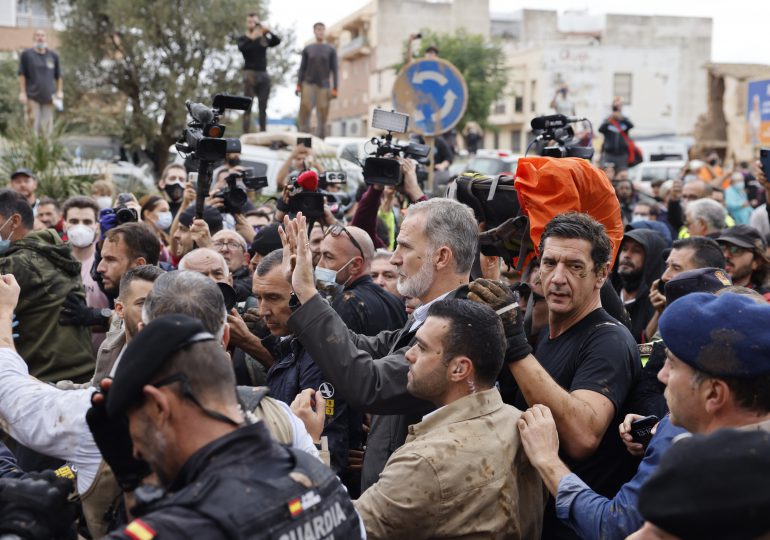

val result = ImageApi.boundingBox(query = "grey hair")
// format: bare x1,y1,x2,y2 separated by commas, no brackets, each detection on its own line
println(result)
373,248,393,261
406,198,478,274
687,198,726,231
256,248,283,277
142,270,228,341
178,248,230,278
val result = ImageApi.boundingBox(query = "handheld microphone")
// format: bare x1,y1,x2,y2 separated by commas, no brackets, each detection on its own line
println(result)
297,170,319,191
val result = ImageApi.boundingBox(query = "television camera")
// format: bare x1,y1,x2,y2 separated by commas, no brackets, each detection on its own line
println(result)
175,94,256,218
362,109,430,186
528,114,594,160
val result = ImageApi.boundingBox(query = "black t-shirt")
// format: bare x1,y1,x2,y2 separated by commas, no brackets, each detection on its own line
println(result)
237,32,281,72
18,48,60,103
510,308,641,540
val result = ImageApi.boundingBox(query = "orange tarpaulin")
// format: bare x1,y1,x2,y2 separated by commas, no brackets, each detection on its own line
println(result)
514,157,624,268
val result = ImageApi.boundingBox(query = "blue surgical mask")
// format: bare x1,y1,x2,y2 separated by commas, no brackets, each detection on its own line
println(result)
155,211,173,230
0,216,14,255
314,258,355,289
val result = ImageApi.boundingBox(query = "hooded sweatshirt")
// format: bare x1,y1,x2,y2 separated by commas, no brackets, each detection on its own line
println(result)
0,229,94,382
611,229,668,343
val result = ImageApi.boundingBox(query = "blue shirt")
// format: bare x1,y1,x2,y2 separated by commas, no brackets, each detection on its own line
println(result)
555,416,687,540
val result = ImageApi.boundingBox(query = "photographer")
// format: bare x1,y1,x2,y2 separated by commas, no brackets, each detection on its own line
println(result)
237,13,280,133
275,143,325,191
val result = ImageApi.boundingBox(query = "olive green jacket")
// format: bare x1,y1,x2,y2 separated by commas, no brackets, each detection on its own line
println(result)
0,229,94,382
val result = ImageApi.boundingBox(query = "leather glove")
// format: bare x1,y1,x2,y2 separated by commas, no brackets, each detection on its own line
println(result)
467,278,533,363
85,380,151,491
0,471,78,540
59,291,109,328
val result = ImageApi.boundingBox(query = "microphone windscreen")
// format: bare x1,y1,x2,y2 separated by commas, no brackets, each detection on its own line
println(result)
297,170,319,191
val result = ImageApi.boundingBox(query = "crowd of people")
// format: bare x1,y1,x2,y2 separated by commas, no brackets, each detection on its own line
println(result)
2,20,770,539
0,133,768,539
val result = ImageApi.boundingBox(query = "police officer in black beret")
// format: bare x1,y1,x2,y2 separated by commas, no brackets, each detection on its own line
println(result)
88,314,363,539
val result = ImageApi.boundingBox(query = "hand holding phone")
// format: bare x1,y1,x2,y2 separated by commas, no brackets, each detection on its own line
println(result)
630,415,659,446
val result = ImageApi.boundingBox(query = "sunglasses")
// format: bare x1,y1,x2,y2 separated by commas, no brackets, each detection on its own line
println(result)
722,245,748,257
326,224,364,259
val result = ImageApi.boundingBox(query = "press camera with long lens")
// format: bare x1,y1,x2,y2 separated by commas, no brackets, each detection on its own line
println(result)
363,109,430,186
528,114,593,160
175,93,253,218
213,168,268,214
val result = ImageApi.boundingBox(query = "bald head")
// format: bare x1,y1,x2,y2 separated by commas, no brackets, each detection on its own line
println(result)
682,180,712,203
212,229,249,272
318,225,376,285
179,248,230,284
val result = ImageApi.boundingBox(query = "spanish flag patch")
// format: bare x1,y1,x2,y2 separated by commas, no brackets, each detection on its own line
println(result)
125,519,156,540
288,497,303,518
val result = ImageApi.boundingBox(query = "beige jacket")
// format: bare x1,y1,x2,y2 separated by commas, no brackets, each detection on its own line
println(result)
355,388,547,540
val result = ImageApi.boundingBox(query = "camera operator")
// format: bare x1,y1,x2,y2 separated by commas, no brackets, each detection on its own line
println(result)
275,143,325,191
237,13,280,133
169,204,223,265
350,158,425,250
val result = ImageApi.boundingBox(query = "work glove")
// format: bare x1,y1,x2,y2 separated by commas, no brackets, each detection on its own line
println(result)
0,471,78,540
85,379,151,492
59,291,109,328
467,278,533,363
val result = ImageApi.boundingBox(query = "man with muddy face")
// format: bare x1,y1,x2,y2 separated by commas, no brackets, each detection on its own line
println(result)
353,299,547,539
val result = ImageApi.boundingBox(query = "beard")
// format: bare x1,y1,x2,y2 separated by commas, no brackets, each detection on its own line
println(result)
619,266,644,292
397,260,434,299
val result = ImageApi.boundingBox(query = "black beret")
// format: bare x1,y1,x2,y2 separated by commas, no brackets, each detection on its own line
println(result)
249,222,282,257
663,267,731,304
106,314,215,417
639,429,770,539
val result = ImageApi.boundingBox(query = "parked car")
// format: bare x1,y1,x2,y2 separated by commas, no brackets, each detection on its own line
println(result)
464,149,520,176
628,160,686,184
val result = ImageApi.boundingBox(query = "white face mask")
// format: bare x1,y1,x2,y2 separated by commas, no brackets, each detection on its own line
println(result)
155,211,173,230
314,258,355,288
67,224,96,248
96,196,112,210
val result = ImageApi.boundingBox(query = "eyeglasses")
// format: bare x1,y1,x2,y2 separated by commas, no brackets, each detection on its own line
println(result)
213,240,246,252
326,224,365,259
722,244,748,257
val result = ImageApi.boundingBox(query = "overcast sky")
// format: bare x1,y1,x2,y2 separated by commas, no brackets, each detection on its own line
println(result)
265,0,768,117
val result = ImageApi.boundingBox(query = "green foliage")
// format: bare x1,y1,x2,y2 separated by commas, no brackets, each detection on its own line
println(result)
0,58,25,136
0,124,95,200
57,0,296,171
401,29,508,131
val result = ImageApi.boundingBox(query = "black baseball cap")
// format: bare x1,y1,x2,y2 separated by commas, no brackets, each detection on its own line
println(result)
106,314,215,417
249,222,282,257
717,224,767,253
10,168,35,179
178,205,224,235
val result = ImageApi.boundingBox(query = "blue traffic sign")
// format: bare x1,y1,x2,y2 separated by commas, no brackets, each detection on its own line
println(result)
392,58,468,136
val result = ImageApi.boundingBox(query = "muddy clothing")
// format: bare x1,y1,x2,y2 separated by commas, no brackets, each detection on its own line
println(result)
288,292,474,492
511,308,641,540
355,389,546,539
0,229,94,382
332,275,406,336
298,43,338,89
106,422,362,540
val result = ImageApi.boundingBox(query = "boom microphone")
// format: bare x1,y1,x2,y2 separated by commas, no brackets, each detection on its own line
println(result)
187,101,215,126
530,114,585,131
